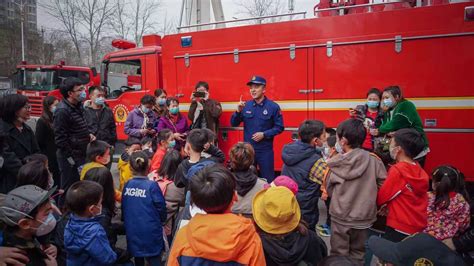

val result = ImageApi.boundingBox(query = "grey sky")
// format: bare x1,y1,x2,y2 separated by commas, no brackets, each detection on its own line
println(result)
37,0,318,34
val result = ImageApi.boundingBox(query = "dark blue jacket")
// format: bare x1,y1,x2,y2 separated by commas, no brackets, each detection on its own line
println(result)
122,176,167,257
281,141,322,228
64,214,117,266
230,97,284,150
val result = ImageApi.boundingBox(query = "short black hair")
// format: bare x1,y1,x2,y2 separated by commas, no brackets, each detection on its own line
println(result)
298,120,325,144
60,77,84,99
125,136,141,147
86,140,111,162
154,88,167,97
16,160,50,190
157,129,172,145
158,150,182,181
201,128,216,143
84,167,116,216
0,94,28,123
140,95,155,105
327,135,337,148
129,151,150,175
366,88,381,98
195,81,209,91
141,136,153,146
393,128,425,159
88,86,105,95
66,180,103,215
325,127,336,137
190,164,236,214
166,96,179,107
336,118,366,149
186,129,208,153
383,85,403,99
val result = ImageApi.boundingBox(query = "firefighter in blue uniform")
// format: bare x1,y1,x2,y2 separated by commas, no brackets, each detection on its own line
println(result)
230,75,284,182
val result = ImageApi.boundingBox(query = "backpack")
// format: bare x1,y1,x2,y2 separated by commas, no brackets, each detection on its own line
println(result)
185,159,216,181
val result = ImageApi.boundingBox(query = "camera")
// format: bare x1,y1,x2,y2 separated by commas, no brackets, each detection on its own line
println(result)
193,91,206,98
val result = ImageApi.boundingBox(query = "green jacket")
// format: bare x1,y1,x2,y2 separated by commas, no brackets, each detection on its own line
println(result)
379,99,429,147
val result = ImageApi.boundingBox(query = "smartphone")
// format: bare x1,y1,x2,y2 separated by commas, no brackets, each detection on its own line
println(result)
193,91,206,98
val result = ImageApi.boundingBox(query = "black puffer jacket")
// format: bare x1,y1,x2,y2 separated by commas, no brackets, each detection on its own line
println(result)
53,100,90,162
84,101,117,146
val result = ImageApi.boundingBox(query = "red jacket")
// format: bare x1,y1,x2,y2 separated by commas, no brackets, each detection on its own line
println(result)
150,147,166,173
377,162,429,234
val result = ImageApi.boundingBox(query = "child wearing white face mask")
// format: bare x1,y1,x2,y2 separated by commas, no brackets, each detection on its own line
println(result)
0,185,58,266
64,180,117,265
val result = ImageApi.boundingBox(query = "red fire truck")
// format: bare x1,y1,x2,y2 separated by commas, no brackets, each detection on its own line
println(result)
13,61,100,116
101,1,474,179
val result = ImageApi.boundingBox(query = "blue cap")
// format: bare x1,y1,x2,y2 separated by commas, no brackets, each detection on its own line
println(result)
247,75,266,86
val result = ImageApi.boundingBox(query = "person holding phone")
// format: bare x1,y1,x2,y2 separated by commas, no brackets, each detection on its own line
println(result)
157,97,189,152
188,81,222,135
230,75,284,183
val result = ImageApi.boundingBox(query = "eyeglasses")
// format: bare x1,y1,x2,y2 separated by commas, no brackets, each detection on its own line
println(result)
23,104,31,110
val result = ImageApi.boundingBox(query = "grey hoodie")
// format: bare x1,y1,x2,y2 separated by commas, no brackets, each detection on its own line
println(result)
326,148,387,227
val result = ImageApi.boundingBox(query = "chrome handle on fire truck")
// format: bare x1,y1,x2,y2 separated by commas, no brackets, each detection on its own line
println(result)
176,94,185,98
298,89,324,94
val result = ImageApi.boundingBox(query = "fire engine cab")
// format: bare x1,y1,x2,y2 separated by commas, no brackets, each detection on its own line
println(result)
13,61,100,117
102,1,474,179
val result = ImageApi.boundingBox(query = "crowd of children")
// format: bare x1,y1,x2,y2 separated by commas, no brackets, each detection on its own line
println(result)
0,88,473,266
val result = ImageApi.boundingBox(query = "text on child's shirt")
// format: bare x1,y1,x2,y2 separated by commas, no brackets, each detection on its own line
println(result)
124,188,147,198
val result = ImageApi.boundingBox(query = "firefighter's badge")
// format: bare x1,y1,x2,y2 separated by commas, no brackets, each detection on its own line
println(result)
113,104,129,123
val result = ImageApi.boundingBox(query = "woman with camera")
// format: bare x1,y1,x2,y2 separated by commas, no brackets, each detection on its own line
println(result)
188,81,222,134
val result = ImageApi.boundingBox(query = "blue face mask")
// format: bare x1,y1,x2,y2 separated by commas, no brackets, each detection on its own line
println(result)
383,98,394,108
168,140,176,148
94,97,105,106
157,98,166,106
141,105,150,113
170,107,179,115
51,106,57,113
78,90,87,102
367,100,379,109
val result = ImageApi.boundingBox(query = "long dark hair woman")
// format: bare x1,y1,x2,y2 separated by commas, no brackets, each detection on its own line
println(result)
36,95,61,187
0,94,39,184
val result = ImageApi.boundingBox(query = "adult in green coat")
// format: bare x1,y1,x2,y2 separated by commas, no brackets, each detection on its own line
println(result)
376,86,429,166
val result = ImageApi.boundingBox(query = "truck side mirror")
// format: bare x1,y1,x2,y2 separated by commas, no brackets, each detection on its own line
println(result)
91,67,98,77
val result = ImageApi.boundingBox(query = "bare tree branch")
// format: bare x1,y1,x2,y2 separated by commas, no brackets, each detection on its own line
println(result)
235,0,283,24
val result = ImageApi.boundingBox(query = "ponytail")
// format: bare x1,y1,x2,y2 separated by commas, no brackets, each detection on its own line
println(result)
432,165,463,210
129,151,150,175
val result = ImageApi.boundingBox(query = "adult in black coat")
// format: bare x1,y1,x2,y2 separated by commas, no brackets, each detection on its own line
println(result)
36,96,61,188
0,133,22,194
83,86,117,147
53,77,93,206
0,94,39,193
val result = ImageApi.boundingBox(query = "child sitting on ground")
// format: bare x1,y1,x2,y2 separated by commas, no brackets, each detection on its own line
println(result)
64,180,117,265
229,142,267,216
424,165,470,240
0,185,58,265
377,128,429,243
149,129,174,173
253,186,327,265
122,151,167,266
200,128,225,163
79,140,111,180
168,164,265,265
141,136,154,159
326,118,387,263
